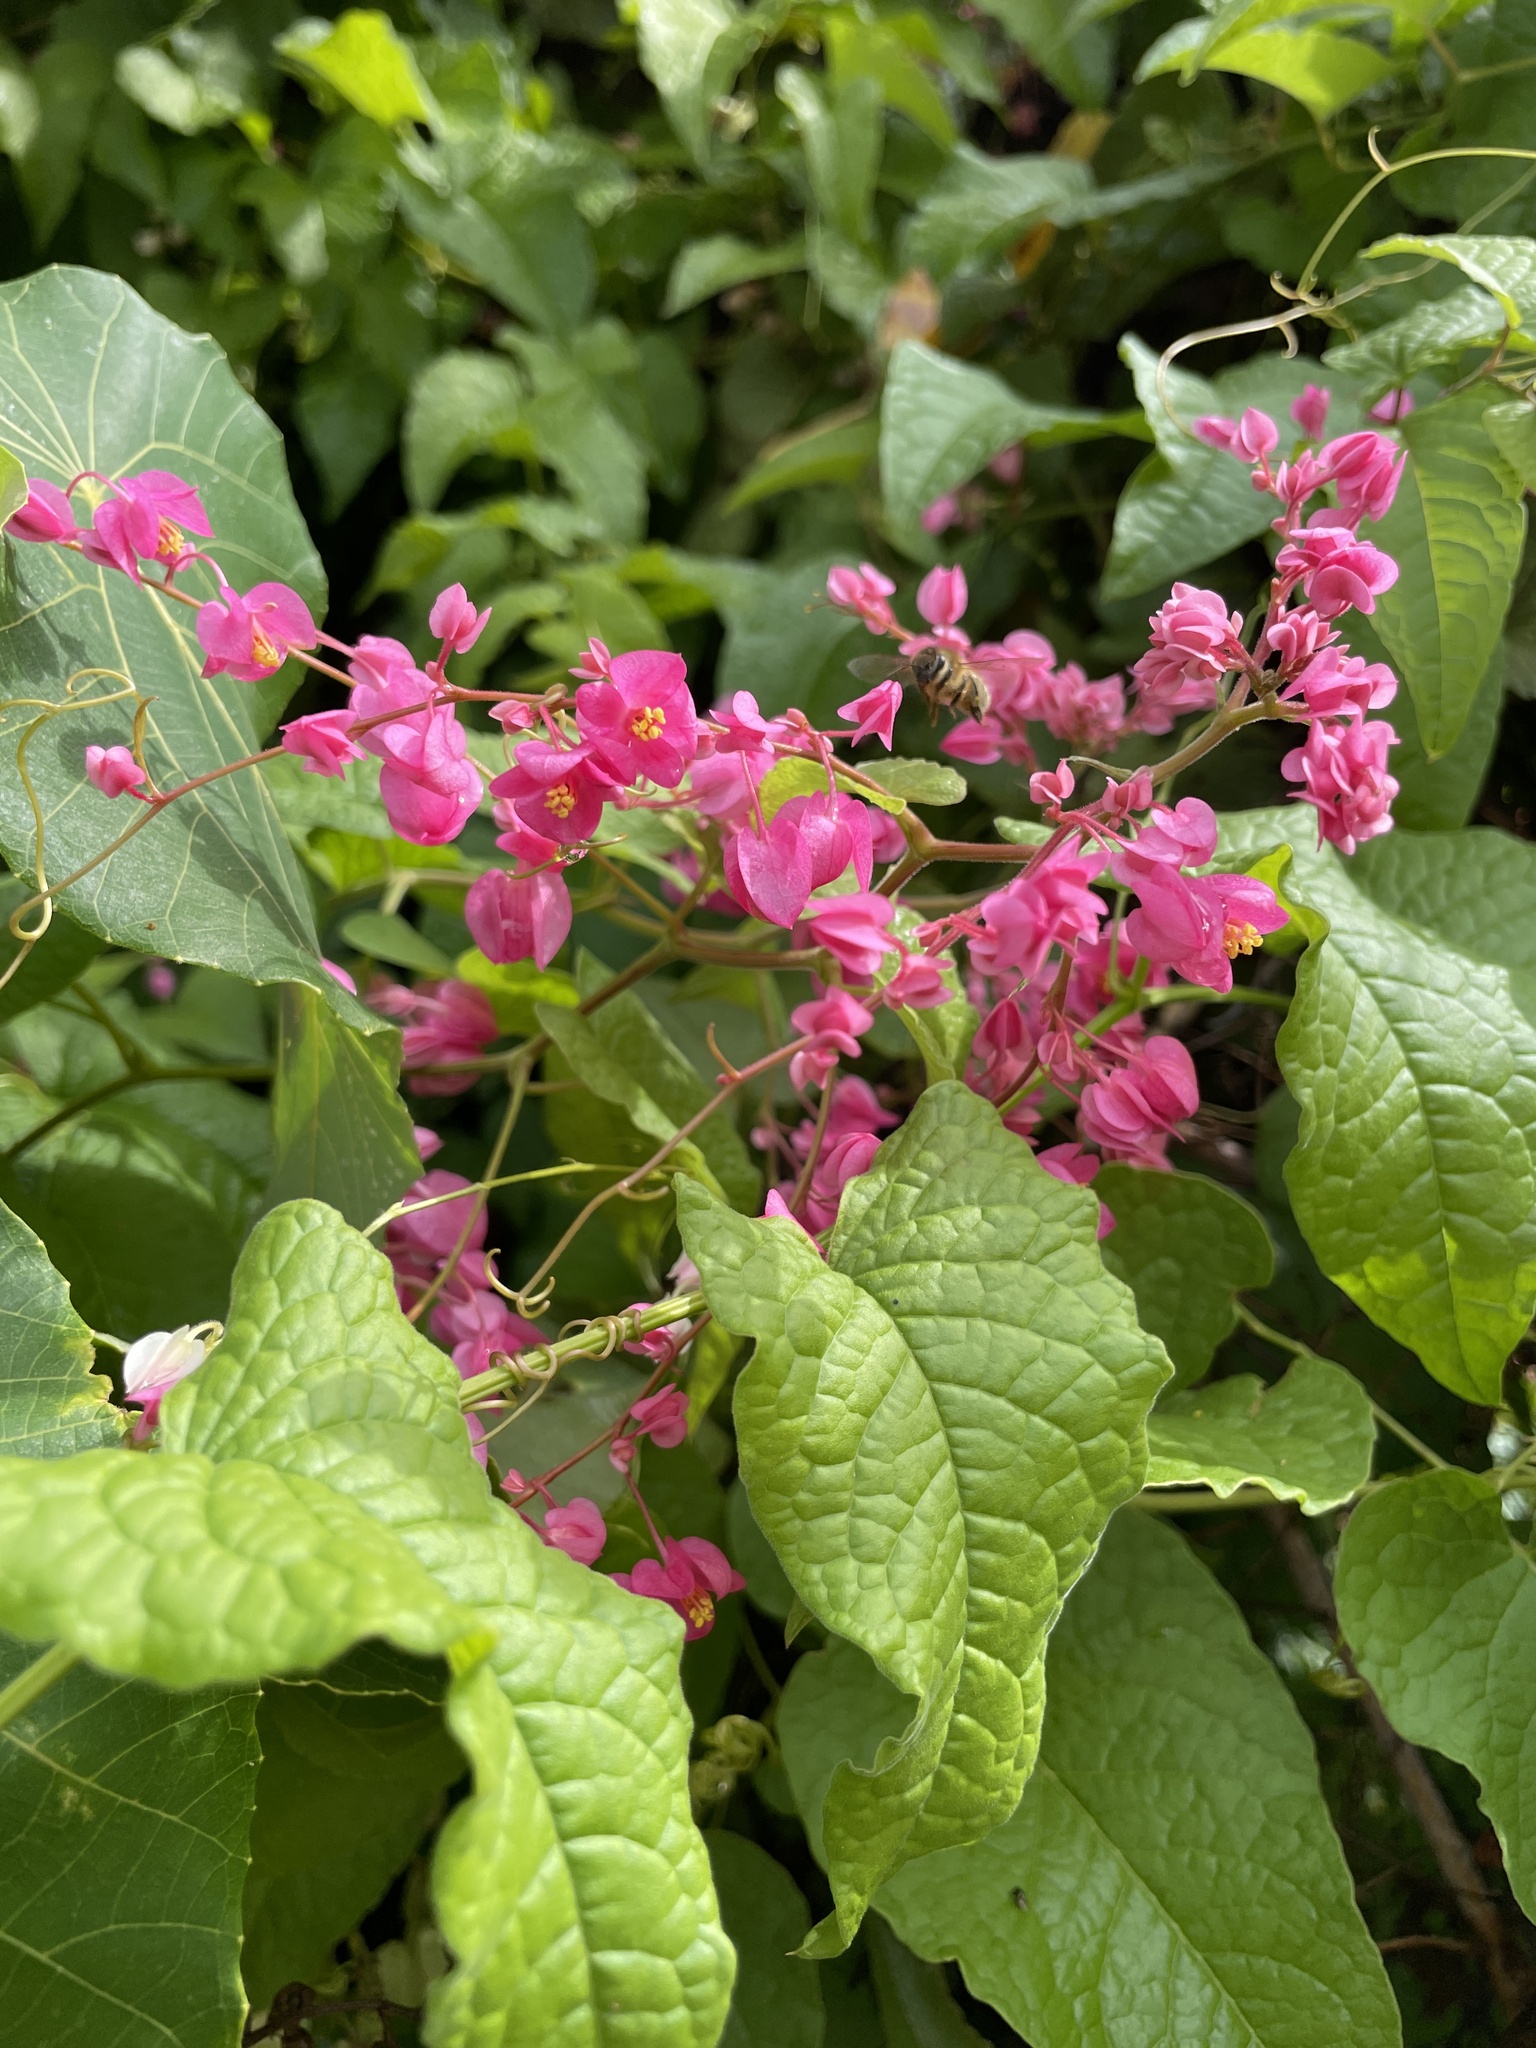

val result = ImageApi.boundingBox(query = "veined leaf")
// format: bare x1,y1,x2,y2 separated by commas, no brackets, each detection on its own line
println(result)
0,883,102,1027
264,986,422,1230
781,1513,1398,2048
1145,1354,1376,1512
0,269,365,1019
898,146,1091,278
679,1083,1169,1952
403,350,526,511
1098,1164,1274,1388
663,235,807,318
1324,285,1507,389
1138,16,1399,118
726,408,878,514
858,759,968,807
1220,813,1536,1402
1359,231,1536,333
0,1195,121,1455
759,755,907,818
276,10,437,129
1337,1468,1536,1923
1364,388,1526,758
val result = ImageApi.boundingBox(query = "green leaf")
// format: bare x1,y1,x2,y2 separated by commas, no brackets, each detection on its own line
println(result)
726,1478,796,1622
1486,397,1536,488
1348,611,1502,832
825,15,955,149
840,1511,1399,2048
858,758,968,807
403,349,525,511
0,1650,258,2048
166,1199,734,2047
760,755,907,818
664,235,807,318
708,1830,825,2048
881,342,1135,541
968,0,1114,105
114,43,246,137
778,66,884,248
1097,1164,1274,1388
0,886,103,1027
277,9,437,129
1138,17,1398,118
679,1083,1169,1951
1324,285,1506,389
1145,1354,1376,1512
264,986,422,1230
501,330,650,547
726,408,879,514
866,1918,989,2048
0,1195,121,1456
14,40,109,247
1337,1468,1536,1922
294,349,401,520
455,949,577,1036
899,148,1091,280
1364,388,1526,758
1220,813,1536,1402
1360,232,1536,333
0,268,364,1022
341,909,454,976
243,1644,464,2005
634,0,761,164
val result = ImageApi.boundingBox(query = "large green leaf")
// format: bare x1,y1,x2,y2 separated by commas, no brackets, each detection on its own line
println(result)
708,1831,825,2048
1097,1164,1273,1389
1359,232,1536,333
163,1199,733,2048
1145,1355,1375,1513
0,1194,120,1454
1324,285,1507,390
1363,388,1526,758
0,268,363,1018
1221,813,1536,1402
1138,17,1398,118
969,0,1114,105
0,881,102,1026
264,985,421,1230
781,1515,1400,2048
633,0,761,164
243,1643,464,2005
1337,1468,1536,1922
679,1083,1169,1952
897,150,1092,280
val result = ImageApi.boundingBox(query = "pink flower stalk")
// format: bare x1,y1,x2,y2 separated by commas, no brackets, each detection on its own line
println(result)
577,649,697,787
970,845,1108,982
922,493,962,535
7,478,78,543
378,707,484,846
82,470,212,577
570,636,614,682
826,563,897,634
1122,867,1287,994
491,741,614,846
429,582,491,657
1029,763,1074,812
1291,385,1332,440
197,582,317,681
1282,648,1397,722
281,710,365,778
1078,1035,1199,1168
839,680,903,749
629,1386,690,1448
1319,430,1405,526
916,563,967,629
687,748,772,829
612,1536,744,1639
466,865,571,970
1131,584,1245,734
1282,717,1399,854
789,987,874,1091
1276,522,1398,619
84,743,148,799
540,1497,607,1565
805,891,898,981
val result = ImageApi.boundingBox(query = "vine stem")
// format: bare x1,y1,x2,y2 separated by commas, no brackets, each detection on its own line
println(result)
0,1641,78,1732
1235,1304,1451,1472
460,1291,707,1408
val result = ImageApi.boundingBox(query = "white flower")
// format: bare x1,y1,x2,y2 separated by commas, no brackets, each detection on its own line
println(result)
121,1322,218,1399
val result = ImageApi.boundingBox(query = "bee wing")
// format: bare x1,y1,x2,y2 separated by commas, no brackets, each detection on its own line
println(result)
846,653,911,685
966,654,1022,678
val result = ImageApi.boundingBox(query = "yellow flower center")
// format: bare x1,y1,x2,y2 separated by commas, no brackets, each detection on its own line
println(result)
156,517,184,559
629,705,667,742
250,623,281,669
1223,919,1263,960
683,1588,715,1632
544,781,578,819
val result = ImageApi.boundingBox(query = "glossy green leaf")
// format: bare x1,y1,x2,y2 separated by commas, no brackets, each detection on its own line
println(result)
634,0,761,164
0,885,103,1026
760,755,906,818
294,348,401,520
824,16,955,149
404,350,525,511
663,235,807,318
1138,17,1398,117
0,269,356,1017
1145,1354,1375,1512
0,1195,121,1456
778,66,883,248
866,1918,989,2048
881,342,1134,540
1221,812,1536,1402
782,1516,1399,2048
1348,611,1502,833
165,1199,734,2048
455,949,577,1036
277,9,437,129
858,759,968,807
898,148,1091,280
264,985,422,1230
1097,1164,1274,1389
679,1083,1169,1952
1364,388,1526,757
1337,1468,1536,1922
1486,397,1536,489
1360,232,1536,333
243,1643,464,2004
726,409,878,514
1324,285,1506,389
708,1830,825,2048
340,909,454,976
969,0,1114,105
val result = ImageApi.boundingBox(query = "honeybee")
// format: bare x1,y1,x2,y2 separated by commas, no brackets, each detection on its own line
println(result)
847,647,995,723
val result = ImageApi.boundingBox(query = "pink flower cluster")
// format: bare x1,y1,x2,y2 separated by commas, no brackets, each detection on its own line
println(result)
368,978,499,1097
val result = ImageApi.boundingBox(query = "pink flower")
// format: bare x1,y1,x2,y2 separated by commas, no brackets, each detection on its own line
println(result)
1276,522,1398,619
1369,389,1414,424
826,563,897,634
1078,1035,1199,1168
431,1283,541,1378
798,1129,882,1232
1112,796,1219,876
882,951,948,1009
7,478,78,544
839,680,903,749
413,1125,444,1161
490,741,613,846
1033,666,1127,752
466,865,571,970
1282,648,1396,721
916,563,967,629
941,715,1005,765
1037,1141,1113,1236
378,707,484,846
1319,430,1405,526
84,743,147,799
1029,763,1074,811
1132,584,1244,734
388,982,500,1096
789,986,873,1090
1103,770,1154,818
540,1497,607,1566
576,649,697,788
429,582,491,656
281,710,365,778
612,1536,744,1639
1263,606,1333,671
629,1386,689,1449
989,445,1024,485
121,1323,213,1436
971,846,1108,981
727,792,872,927
197,582,317,681
82,470,211,577
1123,867,1287,994
323,959,356,995
570,636,613,682
1193,415,1238,452
1291,385,1332,440
386,1171,487,1294
144,960,177,1002
1282,717,1399,854
1233,408,1279,460
922,494,962,535
349,636,436,734
805,891,898,981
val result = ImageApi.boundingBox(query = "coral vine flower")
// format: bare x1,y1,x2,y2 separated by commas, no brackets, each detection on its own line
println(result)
121,1323,216,1435
1078,1035,1199,1168
1276,523,1398,619
85,743,148,798
1320,431,1405,526
197,582,317,680
429,582,491,657
971,846,1108,981
629,1387,690,1448
540,1497,607,1565
1282,717,1399,854
613,1537,744,1639
789,986,874,1090
491,741,615,846
576,649,697,787
826,562,897,633
804,891,897,980
1291,384,1332,439
838,679,903,749
7,478,78,543
82,470,212,578
1124,869,1288,994
466,865,572,970
915,563,967,628
280,710,365,778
